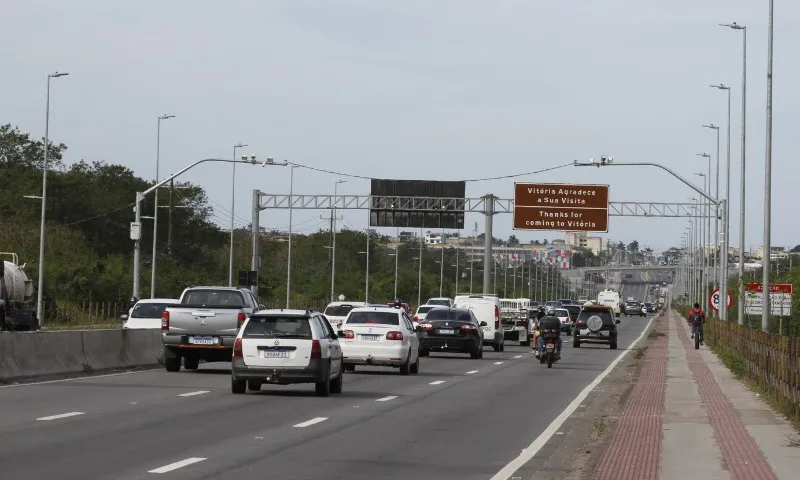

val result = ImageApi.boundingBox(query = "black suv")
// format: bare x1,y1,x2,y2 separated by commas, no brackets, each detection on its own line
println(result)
573,304,618,349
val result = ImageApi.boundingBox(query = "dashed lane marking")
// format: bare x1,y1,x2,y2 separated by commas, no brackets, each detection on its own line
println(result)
375,396,398,402
178,390,210,397
466,370,479,374
293,417,328,428
494,361,504,365
36,412,85,421
429,380,446,385
148,457,207,474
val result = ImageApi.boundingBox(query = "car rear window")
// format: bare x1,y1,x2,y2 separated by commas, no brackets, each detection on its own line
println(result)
131,303,170,318
555,309,569,317
577,309,614,325
325,304,356,316
346,311,399,325
243,316,312,339
564,305,581,317
426,299,450,306
182,290,245,307
425,309,472,322
416,306,435,314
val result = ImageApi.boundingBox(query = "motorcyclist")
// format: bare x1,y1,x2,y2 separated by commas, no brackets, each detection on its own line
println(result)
535,306,563,359
392,298,404,309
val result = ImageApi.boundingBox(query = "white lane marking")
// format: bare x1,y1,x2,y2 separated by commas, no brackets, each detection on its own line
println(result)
429,380,446,385
178,390,210,397
375,396,398,402
490,315,656,480
514,355,523,359
494,361,504,365
466,370,479,374
293,417,328,428
148,457,207,474
36,412,85,421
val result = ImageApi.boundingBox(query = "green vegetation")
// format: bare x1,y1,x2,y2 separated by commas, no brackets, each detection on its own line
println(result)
647,331,665,340
1,124,572,323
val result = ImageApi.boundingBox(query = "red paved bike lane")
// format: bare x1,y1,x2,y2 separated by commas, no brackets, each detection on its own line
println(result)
591,314,669,480
676,316,778,480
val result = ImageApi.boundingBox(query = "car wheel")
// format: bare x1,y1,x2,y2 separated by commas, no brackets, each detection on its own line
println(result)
470,347,481,359
330,370,343,394
499,341,505,352
231,378,246,394
573,337,580,348
247,380,262,391
419,347,429,357
165,356,181,372
344,364,356,372
610,341,618,350
565,328,572,337
492,343,500,352
410,355,420,374
315,365,332,397
183,357,199,370
399,354,411,375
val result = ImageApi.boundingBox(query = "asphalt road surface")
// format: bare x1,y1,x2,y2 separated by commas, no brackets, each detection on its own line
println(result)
0,316,653,480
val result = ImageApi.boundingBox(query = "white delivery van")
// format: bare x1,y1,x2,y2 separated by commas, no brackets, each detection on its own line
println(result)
454,294,504,351
597,289,621,317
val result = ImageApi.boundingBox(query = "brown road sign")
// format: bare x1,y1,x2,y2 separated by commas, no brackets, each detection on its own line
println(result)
513,183,609,232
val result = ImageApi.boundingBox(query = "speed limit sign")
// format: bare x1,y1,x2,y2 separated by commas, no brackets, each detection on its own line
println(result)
709,289,732,311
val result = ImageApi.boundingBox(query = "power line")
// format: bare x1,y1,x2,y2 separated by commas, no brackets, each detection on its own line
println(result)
289,161,574,183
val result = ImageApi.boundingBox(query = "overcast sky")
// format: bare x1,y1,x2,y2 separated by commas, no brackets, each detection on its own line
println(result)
3,0,798,253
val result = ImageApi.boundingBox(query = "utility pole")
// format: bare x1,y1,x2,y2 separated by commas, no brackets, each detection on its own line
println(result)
167,179,174,256
251,189,261,298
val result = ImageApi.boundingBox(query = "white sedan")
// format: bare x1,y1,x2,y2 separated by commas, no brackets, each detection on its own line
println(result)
554,308,573,336
337,307,421,375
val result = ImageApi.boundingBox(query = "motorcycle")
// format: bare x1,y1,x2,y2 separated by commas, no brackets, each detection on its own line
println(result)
537,317,561,368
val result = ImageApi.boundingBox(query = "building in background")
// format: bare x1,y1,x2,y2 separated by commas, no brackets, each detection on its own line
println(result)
565,231,607,256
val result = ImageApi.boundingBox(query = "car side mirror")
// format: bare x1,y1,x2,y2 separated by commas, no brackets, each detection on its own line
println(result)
479,321,488,327
616,319,621,324
415,325,423,333
337,330,345,337
120,314,128,320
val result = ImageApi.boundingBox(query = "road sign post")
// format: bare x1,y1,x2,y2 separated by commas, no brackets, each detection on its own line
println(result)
513,183,609,232
709,288,732,312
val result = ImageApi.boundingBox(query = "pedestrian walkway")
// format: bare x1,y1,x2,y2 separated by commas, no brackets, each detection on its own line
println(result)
591,309,800,480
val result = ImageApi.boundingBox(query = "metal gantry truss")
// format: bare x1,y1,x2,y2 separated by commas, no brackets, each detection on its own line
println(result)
256,194,714,218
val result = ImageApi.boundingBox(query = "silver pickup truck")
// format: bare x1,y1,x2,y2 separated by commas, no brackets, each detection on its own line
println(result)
162,286,265,372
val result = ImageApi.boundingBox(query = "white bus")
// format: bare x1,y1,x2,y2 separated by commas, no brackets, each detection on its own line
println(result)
597,289,621,316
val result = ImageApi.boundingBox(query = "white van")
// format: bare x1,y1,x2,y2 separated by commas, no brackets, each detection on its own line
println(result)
323,301,366,329
454,294,504,351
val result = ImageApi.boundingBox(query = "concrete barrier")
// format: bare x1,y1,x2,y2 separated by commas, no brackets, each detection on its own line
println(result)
0,329,164,382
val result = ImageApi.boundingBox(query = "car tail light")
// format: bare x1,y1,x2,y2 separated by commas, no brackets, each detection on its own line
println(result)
421,323,434,330
413,315,419,322
233,338,243,357
386,331,403,340
344,330,355,339
461,324,477,331
310,340,322,358
494,306,500,330
516,320,527,327
237,312,247,329
161,311,170,331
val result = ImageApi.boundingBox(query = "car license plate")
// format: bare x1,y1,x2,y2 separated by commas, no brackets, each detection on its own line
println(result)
188,336,215,345
438,329,455,335
359,334,380,341
545,343,555,350
262,350,290,359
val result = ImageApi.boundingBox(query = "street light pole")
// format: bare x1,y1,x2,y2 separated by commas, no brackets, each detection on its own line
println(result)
702,125,721,301
286,164,297,308
228,142,247,287
330,180,346,302
439,229,444,297
762,2,774,332
710,84,732,313
150,114,175,298
721,22,747,326
35,71,69,327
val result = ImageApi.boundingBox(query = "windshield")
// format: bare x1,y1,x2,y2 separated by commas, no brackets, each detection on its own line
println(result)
416,306,435,314
324,304,356,317
425,309,473,322
564,305,581,317
426,299,450,306
554,309,569,317
182,290,245,307
130,303,170,318
243,316,312,339
345,311,399,325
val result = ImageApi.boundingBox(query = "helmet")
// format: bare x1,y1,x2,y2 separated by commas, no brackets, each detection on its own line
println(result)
393,298,403,308
544,305,556,316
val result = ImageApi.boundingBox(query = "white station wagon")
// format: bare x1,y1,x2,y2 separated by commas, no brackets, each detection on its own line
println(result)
338,306,421,375
231,309,344,397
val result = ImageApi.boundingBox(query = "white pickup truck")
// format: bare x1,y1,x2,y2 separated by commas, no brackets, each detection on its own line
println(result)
161,286,265,372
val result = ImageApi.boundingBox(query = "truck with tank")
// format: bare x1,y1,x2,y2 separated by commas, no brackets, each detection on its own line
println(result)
1,253,37,331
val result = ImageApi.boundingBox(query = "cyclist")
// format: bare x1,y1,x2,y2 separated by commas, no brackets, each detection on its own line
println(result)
688,302,706,345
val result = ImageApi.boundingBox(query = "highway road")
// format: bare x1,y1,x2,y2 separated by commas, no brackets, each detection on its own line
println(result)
0,316,654,480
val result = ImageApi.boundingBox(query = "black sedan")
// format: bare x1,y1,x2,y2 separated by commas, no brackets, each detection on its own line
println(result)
418,307,486,359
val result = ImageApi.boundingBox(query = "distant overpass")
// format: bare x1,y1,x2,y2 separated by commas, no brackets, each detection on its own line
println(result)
579,265,676,274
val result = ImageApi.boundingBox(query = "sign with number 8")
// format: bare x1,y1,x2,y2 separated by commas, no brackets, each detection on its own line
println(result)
709,288,732,311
